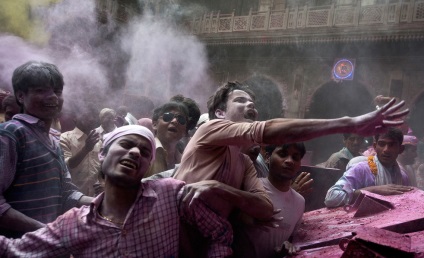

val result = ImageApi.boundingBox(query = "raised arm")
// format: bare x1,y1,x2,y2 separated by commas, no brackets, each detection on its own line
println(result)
263,98,408,144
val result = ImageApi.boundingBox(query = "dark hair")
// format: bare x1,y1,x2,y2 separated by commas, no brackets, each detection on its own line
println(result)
265,142,306,159
152,102,189,123
12,61,64,109
374,127,403,145
170,94,200,131
207,81,255,120
12,61,63,92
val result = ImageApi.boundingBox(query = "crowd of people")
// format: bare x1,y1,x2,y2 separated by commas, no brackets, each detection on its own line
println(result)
0,60,420,257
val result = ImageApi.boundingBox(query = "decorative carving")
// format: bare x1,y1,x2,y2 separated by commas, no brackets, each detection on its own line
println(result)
218,17,232,31
387,4,396,22
415,2,424,21
334,8,355,25
400,4,408,21
233,17,249,31
360,6,383,23
270,13,284,28
307,10,329,27
251,15,266,29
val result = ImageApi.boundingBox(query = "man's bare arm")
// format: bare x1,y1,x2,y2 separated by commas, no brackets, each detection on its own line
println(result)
0,208,45,233
183,180,274,220
263,98,408,144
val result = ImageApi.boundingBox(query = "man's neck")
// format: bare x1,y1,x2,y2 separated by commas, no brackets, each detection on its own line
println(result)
101,182,140,223
268,175,291,192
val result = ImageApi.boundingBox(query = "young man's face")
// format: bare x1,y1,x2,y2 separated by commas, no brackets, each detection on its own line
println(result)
100,134,152,187
217,90,258,123
268,145,302,180
344,134,364,155
373,136,404,167
16,85,63,123
153,108,187,144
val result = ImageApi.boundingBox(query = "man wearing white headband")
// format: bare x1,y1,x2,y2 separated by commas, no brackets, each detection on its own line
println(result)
0,125,242,257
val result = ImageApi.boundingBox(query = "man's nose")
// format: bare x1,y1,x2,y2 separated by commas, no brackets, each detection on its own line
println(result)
129,147,141,158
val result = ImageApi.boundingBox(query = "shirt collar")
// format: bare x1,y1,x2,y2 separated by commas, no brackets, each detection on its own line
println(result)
155,137,163,149
88,182,158,218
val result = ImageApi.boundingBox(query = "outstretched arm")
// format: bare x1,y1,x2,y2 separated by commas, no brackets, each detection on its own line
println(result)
263,98,408,144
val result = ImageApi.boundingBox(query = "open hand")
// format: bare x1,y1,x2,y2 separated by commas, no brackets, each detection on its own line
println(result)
362,184,413,196
274,241,300,256
84,129,100,152
291,172,313,197
352,98,409,136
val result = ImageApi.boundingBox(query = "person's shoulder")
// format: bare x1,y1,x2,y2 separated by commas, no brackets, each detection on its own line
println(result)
144,177,185,190
0,120,27,139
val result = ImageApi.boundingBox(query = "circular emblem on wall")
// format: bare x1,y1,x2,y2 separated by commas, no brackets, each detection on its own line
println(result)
333,59,355,80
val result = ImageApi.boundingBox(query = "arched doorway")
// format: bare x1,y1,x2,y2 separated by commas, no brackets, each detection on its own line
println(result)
304,80,374,165
243,75,284,121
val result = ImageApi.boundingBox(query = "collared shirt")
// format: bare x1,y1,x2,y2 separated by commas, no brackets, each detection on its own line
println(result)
0,178,232,257
0,114,83,224
173,119,271,209
325,155,410,208
60,127,101,196
321,147,356,171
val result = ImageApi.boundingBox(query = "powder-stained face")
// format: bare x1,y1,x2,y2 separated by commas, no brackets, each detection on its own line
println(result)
268,145,302,180
16,85,63,124
217,90,258,123
100,134,152,187
373,136,404,167
153,108,187,145
100,112,116,131
344,134,365,155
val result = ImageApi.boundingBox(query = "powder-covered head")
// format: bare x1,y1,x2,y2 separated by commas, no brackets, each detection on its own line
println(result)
101,125,156,164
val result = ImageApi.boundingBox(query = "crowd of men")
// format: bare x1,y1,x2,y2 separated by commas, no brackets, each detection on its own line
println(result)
0,61,419,257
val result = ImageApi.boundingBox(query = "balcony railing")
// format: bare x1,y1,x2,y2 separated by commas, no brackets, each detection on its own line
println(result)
186,0,424,34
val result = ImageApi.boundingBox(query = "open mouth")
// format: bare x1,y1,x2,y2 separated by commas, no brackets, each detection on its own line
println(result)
245,110,256,120
120,159,138,170
168,127,178,133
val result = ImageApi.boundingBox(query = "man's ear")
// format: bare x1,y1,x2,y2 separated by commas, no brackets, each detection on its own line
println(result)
152,120,158,131
15,90,24,105
215,109,226,119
